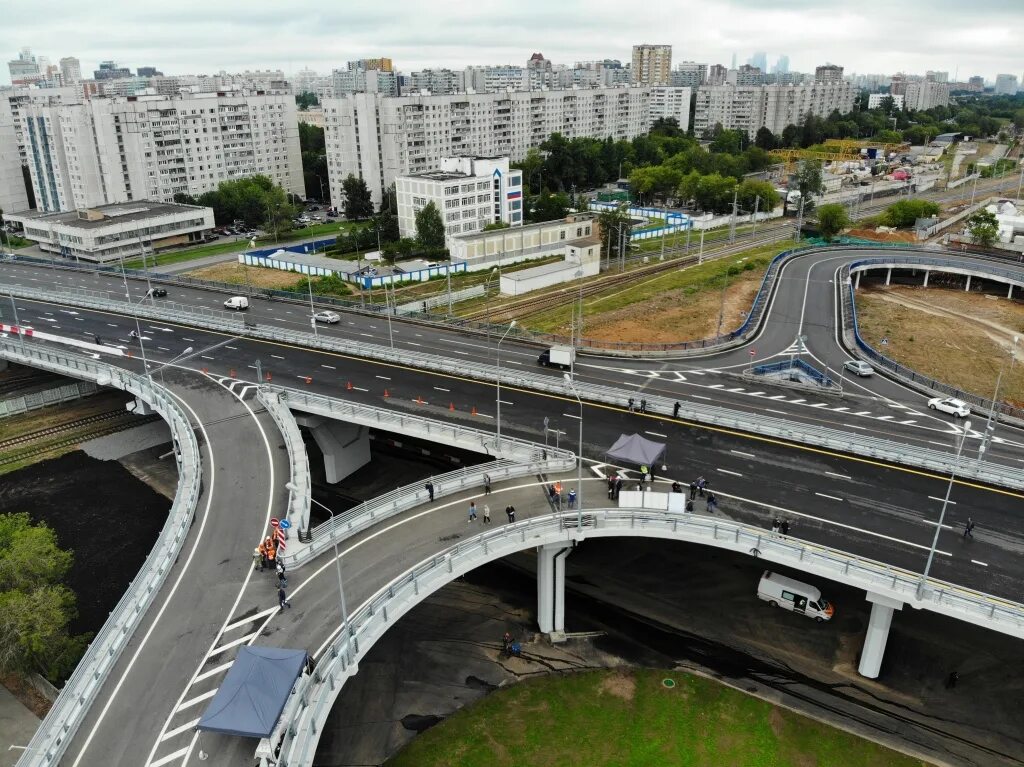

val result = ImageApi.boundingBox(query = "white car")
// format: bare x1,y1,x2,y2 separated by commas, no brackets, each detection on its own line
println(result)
843,360,874,377
928,397,971,417
313,310,340,324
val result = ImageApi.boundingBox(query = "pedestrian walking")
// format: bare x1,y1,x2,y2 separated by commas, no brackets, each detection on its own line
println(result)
963,517,975,539
278,585,291,609
252,546,262,572
614,476,623,499
780,519,791,536
673,401,681,418
640,399,647,414
567,488,577,509
468,501,478,522
771,518,781,535
607,475,616,499
697,476,706,498
483,504,491,523
689,480,697,500
505,504,516,523
483,473,492,494
945,671,959,689
706,492,718,512
276,561,288,588
628,397,635,413
425,481,435,502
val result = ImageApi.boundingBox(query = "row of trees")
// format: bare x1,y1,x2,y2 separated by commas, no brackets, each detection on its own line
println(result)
299,122,328,202
174,175,298,232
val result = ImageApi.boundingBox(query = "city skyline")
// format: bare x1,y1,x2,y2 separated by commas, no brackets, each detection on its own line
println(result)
4,0,1023,86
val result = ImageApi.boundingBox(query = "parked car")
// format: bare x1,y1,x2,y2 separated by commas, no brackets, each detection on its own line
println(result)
928,397,971,417
843,360,874,377
146,287,167,298
313,310,341,324
224,296,249,311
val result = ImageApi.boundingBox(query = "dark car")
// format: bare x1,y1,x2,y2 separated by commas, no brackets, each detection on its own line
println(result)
146,287,167,298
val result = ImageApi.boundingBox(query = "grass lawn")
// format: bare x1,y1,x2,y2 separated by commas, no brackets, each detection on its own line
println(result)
387,668,930,767
521,241,787,342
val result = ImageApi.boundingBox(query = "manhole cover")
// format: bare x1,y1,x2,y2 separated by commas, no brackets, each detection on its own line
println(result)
662,678,676,688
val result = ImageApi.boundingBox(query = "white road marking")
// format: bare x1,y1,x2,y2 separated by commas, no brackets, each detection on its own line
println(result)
223,607,278,634
563,413,581,420
498,399,513,405
106,323,118,327
226,345,237,350
507,360,523,365
928,496,956,504
765,408,788,415
453,350,470,355
717,468,742,477
175,688,218,713
407,341,422,346
353,386,368,392
691,395,711,401
375,375,391,380
434,387,450,392
182,337,194,342
321,364,336,370
899,420,917,425
200,355,215,360
149,747,190,766
194,661,233,684
815,492,843,502
158,718,201,742
731,450,755,459
271,354,285,359
809,403,829,408
971,560,988,567
359,333,373,338
825,471,851,480
832,407,849,412
847,425,867,430
645,431,668,438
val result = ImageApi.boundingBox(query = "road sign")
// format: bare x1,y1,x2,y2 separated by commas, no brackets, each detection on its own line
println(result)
750,349,756,357
279,519,291,530
270,518,280,528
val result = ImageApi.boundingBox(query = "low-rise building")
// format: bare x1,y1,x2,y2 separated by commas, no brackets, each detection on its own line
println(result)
448,212,597,272
396,156,523,243
499,234,601,295
5,200,214,263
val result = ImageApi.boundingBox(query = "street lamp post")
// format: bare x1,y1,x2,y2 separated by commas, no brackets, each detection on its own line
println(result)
286,482,353,663
976,335,1017,467
495,321,516,453
563,373,584,529
483,267,498,347
918,420,972,599
118,255,151,379
307,276,319,340
148,346,195,385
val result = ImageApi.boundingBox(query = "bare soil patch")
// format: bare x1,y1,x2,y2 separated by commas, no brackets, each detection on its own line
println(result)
855,285,1024,406
598,670,636,701
186,262,304,290
847,228,918,243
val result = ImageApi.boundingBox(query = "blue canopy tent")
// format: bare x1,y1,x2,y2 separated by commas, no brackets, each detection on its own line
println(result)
197,647,307,738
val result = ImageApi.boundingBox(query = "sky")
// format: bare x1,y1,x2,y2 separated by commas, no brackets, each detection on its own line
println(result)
4,0,1023,85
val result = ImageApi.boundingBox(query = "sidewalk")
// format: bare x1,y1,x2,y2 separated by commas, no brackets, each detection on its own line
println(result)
0,686,40,767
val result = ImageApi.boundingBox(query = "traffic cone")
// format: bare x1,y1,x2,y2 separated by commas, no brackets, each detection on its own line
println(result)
265,372,272,381
229,369,236,378
305,376,312,384
201,367,208,374
416,396,424,405
471,406,478,416
126,351,132,358
449,402,455,411
383,389,390,398
346,381,353,390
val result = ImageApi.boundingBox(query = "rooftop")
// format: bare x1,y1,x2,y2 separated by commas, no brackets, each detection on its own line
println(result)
9,201,209,229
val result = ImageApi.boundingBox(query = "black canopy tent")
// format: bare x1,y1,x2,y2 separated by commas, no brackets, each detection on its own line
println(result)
197,646,307,739
604,433,666,467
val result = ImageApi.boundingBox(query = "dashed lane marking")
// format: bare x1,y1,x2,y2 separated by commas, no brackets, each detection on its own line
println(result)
717,468,742,477
825,471,851,480
731,450,755,458
971,560,988,567
815,492,844,502
175,688,217,713
158,718,200,742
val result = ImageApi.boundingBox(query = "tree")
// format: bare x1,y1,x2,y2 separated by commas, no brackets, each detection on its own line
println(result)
794,159,824,205
966,209,999,248
295,92,319,110
693,173,737,214
341,174,374,220
650,117,684,138
373,206,399,245
816,204,850,241
597,204,632,261
736,179,781,214
529,192,570,223
380,183,397,215
882,199,941,228
0,513,88,683
754,126,777,150
482,221,510,231
415,201,446,250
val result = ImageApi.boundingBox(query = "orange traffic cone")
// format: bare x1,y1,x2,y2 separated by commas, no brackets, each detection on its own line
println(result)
416,396,424,405
346,381,353,390
229,369,236,378
383,389,390,398
449,402,455,411
471,406,478,416
201,367,208,374
265,372,272,381
305,376,312,384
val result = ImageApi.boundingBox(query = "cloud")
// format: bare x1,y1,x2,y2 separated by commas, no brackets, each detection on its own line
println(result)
4,0,1022,83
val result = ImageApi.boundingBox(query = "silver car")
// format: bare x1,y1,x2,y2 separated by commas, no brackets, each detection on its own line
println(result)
843,360,874,377
928,397,971,418
313,310,340,324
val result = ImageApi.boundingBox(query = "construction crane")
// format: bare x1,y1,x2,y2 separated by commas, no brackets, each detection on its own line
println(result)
768,148,863,172
822,138,910,156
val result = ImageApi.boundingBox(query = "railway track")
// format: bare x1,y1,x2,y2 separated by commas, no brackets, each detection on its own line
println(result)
0,412,163,467
0,410,157,452
0,372,64,397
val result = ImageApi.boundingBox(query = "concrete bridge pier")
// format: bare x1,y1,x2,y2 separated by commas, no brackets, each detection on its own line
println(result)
537,543,572,637
885,268,891,286
923,270,929,287
127,397,155,416
966,275,972,292
857,592,904,679
295,414,370,484
854,271,861,289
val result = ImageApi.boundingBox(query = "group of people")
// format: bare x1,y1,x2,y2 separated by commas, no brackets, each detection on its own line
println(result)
253,536,291,609
770,518,792,536
468,500,517,524
544,481,578,509
670,480,717,512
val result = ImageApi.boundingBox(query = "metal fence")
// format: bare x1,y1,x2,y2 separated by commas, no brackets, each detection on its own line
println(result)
0,342,203,767
0,380,98,417
273,507,1024,766
257,388,311,535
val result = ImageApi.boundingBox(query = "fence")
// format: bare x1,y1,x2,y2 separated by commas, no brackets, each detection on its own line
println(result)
0,342,203,767
0,380,98,417
257,388,311,535
395,284,484,314
273,507,1024,766
750,358,835,388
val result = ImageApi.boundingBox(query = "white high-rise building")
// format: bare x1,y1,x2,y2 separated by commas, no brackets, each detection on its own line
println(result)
3,87,84,167
324,87,655,207
22,92,302,213
904,80,950,111
867,93,905,110
994,74,1019,95
631,44,672,86
396,156,524,242
694,81,856,139
59,57,82,86
649,87,692,129
408,69,466,95
0,97,29,214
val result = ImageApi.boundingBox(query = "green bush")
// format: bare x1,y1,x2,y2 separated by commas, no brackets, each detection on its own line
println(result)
881,200,940,228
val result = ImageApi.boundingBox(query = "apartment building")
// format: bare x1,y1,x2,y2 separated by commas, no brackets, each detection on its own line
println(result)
331,67,398,96
2,86,84,167
649,87,692,130
323,86,659,207
904,80,950,111
408,69,466,95
631,45,672,85
694,80,856,138
395,156,523,242
867,93,905,110
671,62,707,89
21,91,302,212
814,64,844,83
0,98,29,214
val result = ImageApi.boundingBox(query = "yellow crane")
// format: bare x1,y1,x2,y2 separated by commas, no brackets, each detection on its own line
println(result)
768,148,863,172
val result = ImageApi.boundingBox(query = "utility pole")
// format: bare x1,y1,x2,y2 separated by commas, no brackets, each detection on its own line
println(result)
795,196,806,242
698,228,705,264
728,188,738,243
751,196,760,240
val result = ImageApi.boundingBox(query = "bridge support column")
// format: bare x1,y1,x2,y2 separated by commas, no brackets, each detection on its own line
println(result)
858,592,903,679
885,268,891,286
922,270,929,287
127,397,154,416
965,275,972,292
854,271,861,290
1008,284,1014,299
294,414,370,484
537,544,571,637
0,359,7,372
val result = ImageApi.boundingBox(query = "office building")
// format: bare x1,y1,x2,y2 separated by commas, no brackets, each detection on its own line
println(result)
694,80,856,139
0,97,29,214
136,67,163,78
94,61,132,80
815,64,844,83
324,86,656,207
748,52,768,73
995,74,1019,95
4,201,214,263
671,62,707,88
968,76,985,91
774,55,790,75
396,155,523,242
649,86,692,129
868,93,905,110
21,91,302,213
706,64,728,86
631,44,672,85
59,57,82,87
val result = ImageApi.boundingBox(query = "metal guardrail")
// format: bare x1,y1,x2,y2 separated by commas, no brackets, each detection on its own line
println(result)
0,342,202,767
274,507,1024,766
257,388,311,535
0,380,98,417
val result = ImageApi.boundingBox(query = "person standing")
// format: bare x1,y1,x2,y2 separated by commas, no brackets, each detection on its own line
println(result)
771,518,781,535
673,401,681,418
483,504,491,523
780,519,790,536
706,492,718,512
640,399,647,414
468,501,478,522
614,476,623,499
697,476,706,498
963,518,975,539
483,473,492,494
607,475,616,499
425,481,435,502
628,397,635,413
252,546,262,572
506,504,516,523
276,561,288,588
689,480,697,500
567,488,577,509
278,585,291,609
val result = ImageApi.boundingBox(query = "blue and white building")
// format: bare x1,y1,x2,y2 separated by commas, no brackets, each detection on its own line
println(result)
396,156,523,244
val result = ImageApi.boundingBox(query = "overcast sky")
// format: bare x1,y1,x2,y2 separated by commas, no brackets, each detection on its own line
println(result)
5,0,1023,85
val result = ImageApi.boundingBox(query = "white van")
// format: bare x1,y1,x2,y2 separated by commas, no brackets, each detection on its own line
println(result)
224,296,249,311
757,570,834,622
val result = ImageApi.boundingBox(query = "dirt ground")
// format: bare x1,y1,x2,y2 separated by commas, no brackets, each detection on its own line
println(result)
0,450,170,637
855,285,1024,406
186,262,304,289
581,269,765,344
847,228,919,243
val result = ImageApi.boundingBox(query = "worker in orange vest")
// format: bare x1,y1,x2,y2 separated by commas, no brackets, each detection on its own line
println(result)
257,540,269,571
266,541,277,567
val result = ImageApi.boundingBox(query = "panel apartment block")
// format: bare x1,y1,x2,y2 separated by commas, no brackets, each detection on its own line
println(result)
324,87,659,207
693,81,856,139
22,92,302,213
